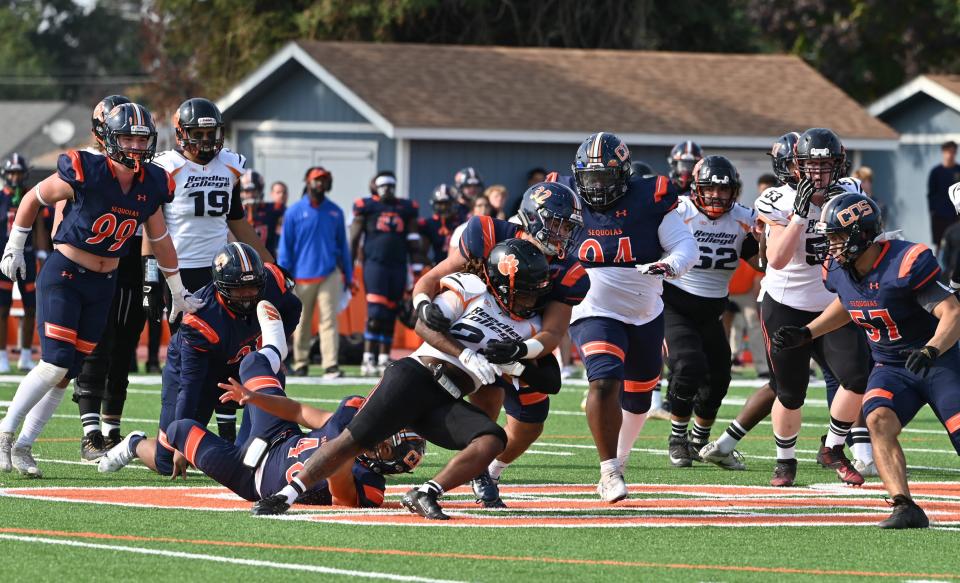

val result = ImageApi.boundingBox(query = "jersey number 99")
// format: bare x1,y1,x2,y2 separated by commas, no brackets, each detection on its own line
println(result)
85,213,138,252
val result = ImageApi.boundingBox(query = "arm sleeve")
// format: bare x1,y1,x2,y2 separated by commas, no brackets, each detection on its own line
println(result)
740,233,760,260
517,353,562,395
227,184,244,220
917,280,953,314
658,210,700,277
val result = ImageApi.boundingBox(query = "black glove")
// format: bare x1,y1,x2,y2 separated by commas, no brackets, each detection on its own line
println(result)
482,339,528,364
901,345,940,377
251,494,290,516
416,299,451,331
771,325,812,353
141,255,163,323
793,178,815,219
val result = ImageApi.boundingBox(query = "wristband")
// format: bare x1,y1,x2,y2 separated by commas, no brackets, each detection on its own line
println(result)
6,226,30,251
165,271,186,296
523,339,544,359
413,293,432,309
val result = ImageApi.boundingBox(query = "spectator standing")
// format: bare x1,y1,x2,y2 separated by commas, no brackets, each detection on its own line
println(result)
484,184,508,219
448,194,492,256
278,167,351,379
928,141,960,246
506,167,546,218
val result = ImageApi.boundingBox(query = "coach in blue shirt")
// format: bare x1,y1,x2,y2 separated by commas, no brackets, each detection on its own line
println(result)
278,167,352,379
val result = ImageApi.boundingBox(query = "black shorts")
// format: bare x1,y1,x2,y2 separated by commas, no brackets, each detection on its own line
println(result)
760,294,870,409
347,357,506,450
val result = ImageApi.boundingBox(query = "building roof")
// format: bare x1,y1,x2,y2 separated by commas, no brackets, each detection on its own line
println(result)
0,101,70,157
869,74,960,118
219,41,897,149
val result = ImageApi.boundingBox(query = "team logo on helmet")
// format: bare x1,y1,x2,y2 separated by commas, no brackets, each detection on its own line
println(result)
531,185,553,205
214,253,230,271
498,254,519,277
836,200,875,227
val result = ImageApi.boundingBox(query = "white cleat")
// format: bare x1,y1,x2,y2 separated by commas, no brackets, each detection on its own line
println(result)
256,300,287,358
0,432,13,472
11,444,41,477
360,361,379,377
17,351,35,371
597,471,628,503
98,431,144,473
699,441,747,471
853,458,878,477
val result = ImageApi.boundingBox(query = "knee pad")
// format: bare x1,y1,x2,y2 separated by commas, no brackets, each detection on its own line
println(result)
104,378,129,402
669,355,708,393
366,317,394,338
72,373,106,402
620,389,652,414
777,390,806,411
35,360,68,386
668,390,695,418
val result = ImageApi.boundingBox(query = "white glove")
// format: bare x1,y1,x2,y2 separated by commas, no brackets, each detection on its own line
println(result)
1,226,30,281
458,348,501,385
949,181,960,215
165,271,204,323
499,361,526,377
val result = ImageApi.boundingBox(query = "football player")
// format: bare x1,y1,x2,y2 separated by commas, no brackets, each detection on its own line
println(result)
240,169,283,258
412,181,587,507
0,152,49,372
661,156,760,468
747,128,871,487
668,140,704,194
100,300,424,508
772,192,960,528
252,239,561,520
154,97,274,442
122,243,300,479
0,102,199,477
72,94,153,461
564,132,698,502
419,184,462,264
453,166,484,219
350,171,422,376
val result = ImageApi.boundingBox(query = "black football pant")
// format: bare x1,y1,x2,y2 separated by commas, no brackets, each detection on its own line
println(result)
663,283,731,421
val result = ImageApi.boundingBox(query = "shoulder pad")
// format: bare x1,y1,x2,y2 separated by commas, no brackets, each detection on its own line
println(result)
675,196,699,221
836,177,864,195
730,203,758,226
219,148,245,170
152,150,187,173
439,272,487,303
754,185,793,226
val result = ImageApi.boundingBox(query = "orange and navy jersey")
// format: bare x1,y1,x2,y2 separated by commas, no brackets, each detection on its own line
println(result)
165,262,301,421
458,215,590,307
55,150,173,257
261,395,386,508
0,187,13,244
353,195,419,264
824,239,948,365
244,202,283,256
419,214,462,263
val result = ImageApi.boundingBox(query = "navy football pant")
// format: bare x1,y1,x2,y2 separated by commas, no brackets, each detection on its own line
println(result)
363,260,406,343
570,315,664,415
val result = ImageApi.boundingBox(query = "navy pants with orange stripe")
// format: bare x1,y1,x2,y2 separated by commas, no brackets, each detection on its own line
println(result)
0,248,37,308
570,315,664,414
862,347,960,454
363,259,406,335
36,251,116,377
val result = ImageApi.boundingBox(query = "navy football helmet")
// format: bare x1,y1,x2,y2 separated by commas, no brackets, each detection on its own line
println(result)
631,160,654,178
91,94,131,146
572,132,633,210
517,181,583,258
357,430,426,475
668,140,704,191
240,170,265,206
174,97,225,164
1,153,29,190
431,183,457,218
454,167,483,203
795,128,846,193
211,242,266,315
816,192,882,268
102,102,157,172
768,131,800,187
691,155,741,219
485,238,552,319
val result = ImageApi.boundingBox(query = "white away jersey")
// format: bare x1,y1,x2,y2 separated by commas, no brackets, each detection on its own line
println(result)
153,148,245,268
411,272,540,393
754,177,863,311
668,197,757,299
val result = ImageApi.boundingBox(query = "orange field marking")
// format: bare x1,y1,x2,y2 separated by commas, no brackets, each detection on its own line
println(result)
0,526,956,580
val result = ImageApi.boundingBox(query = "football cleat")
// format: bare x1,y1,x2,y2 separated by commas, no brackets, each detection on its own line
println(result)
401,488,450,520
688,436,706,463
322,366,344,380
360,361,379,377
252,494,290,516
597,471,628,503
470,470,506,508
879,495,929,529
853,458,878,478
80,431,108,462
98,431,144,473
0,431,13,472
103,429,124,450
770,459,798,487
816,435,864,486
668,434,693,468
17,350,35,371
699,441,746,471
11,444,41,477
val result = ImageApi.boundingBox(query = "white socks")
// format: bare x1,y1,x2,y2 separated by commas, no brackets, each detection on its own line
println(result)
488,459,510,481
599,458,620,477
616,410,648,470
16,387,66,448
0,362,65,433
